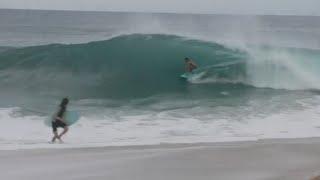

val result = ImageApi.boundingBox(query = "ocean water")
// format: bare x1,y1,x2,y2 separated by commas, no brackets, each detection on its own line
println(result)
1,9,320,150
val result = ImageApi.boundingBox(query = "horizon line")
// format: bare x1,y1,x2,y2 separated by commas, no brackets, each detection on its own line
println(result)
0,8,319,17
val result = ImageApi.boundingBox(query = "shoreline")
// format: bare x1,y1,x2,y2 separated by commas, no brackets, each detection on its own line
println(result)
2,136,320,151
1,137,320,180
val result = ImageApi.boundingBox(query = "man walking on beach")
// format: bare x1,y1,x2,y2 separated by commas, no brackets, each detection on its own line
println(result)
51,98,69,143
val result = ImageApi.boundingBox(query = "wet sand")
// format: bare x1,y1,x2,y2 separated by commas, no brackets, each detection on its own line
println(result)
1,138,320,180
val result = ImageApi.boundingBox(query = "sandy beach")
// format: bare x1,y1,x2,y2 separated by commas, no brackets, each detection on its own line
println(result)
1,138,320,180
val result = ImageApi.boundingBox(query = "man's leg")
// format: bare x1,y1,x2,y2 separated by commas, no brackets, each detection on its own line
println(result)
51,131,59,143
58,126,69,142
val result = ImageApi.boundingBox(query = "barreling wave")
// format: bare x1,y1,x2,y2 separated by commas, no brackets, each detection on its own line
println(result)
0,34,320,98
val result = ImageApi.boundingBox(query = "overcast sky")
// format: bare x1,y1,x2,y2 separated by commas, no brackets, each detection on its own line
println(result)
0,0,319,15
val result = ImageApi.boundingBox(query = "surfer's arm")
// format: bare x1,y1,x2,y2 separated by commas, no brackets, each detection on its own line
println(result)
191,62,198,68
55,116,65,123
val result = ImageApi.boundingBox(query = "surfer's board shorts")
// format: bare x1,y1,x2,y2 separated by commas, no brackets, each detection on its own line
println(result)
52,120,67,132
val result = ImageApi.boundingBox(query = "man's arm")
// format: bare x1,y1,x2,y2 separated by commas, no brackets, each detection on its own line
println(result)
191,62,198,68
55,116,65,123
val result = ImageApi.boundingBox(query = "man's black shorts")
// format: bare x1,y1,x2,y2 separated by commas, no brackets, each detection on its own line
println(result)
52,120,67,132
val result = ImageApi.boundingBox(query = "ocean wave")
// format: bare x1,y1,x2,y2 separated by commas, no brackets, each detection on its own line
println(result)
0,34,320,98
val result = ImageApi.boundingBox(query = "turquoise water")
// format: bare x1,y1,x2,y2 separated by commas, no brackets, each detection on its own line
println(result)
1,34,320,99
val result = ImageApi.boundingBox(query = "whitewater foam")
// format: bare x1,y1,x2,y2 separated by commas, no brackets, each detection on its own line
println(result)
1,95,320,150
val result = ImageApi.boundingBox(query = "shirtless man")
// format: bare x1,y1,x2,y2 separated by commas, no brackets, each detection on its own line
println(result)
184,57,198,73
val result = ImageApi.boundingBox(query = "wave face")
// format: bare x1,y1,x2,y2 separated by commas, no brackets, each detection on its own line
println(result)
1,33,320,150
0,34,320,99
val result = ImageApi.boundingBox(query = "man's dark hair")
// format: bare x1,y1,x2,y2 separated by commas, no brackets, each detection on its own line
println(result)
60,97,69,107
